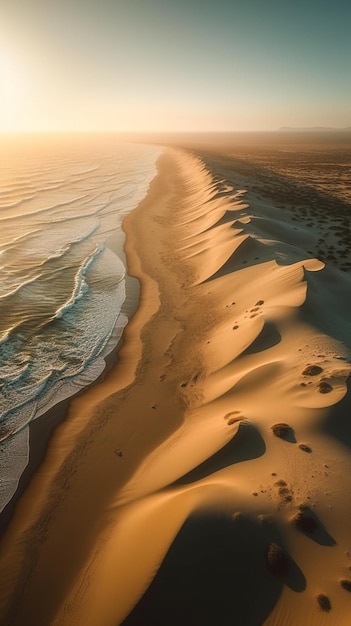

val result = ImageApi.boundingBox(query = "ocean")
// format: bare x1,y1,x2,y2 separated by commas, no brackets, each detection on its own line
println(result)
0,134,161,512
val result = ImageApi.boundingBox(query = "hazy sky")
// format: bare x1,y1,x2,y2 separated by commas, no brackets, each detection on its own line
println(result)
1,0,350,132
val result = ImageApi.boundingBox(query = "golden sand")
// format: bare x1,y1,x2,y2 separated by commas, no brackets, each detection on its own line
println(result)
1,146,351,625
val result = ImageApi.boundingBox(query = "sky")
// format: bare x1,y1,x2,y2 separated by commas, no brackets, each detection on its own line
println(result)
0,0,350,132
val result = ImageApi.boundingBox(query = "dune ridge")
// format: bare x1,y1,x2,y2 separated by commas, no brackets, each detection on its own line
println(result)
1,147,351,625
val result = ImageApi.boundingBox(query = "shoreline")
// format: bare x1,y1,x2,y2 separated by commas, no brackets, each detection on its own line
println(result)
0,137,160,533
1,143,351,625
0,190,143,536
0,149,176,625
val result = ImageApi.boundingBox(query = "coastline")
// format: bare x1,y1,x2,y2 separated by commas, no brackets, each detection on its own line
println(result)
0,276,134,537
0,179,143,536
1,144,351,625
0,149,177,625
0,137,161,528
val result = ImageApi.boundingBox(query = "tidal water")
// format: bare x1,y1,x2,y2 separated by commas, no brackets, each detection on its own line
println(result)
0,134,161,511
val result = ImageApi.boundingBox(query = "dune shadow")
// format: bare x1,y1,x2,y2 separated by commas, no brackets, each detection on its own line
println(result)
175,423,265,485
121,511,305,626
290,506,336,546
196,146,351,277
214,208,248,226
310,518,336,547
279,430,296,444
284,552,307,592
241,321,281,356
323,375,351,449
300,270,351,347
205,236,271,281
271,423,297,444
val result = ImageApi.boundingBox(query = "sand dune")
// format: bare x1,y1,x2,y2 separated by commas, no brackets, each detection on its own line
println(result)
1,145,351,625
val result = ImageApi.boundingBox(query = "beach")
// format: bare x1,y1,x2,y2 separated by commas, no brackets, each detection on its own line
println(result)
1,136,351,625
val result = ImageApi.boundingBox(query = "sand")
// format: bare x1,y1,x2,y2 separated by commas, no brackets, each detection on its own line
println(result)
1,142,351,625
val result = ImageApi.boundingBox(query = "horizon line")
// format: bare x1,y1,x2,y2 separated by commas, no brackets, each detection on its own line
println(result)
1,127,351,136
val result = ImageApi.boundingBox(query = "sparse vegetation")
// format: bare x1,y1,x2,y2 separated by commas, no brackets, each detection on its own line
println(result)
340,579,351,592
232,512,243,522
265,543,288,577
298,443,312,453
273,479,293,503
318,381,333,393
302,365,323,376
271,423,292,439
316,593,331,612
290,508,317,533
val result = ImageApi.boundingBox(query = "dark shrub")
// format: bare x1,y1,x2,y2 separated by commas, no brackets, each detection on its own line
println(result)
318,381,333,394
265,543,288,577
291,510,317,533
340,579,351,592
298,443,312,453
316,594,331,612
271,423,292,439
302,365,323,376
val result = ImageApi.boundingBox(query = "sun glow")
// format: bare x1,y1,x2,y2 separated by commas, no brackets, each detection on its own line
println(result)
0,51,26,132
